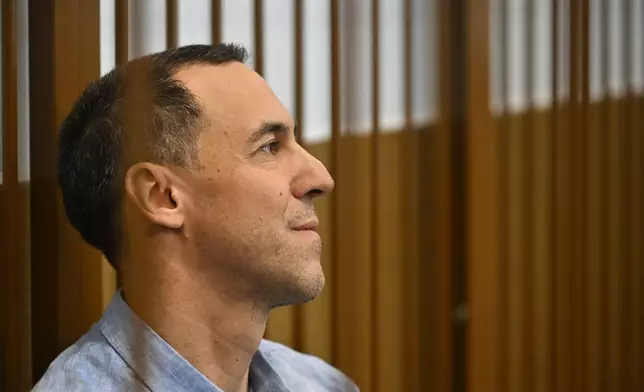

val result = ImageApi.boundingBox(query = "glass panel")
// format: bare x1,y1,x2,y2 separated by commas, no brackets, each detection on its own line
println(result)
264,0,295,115
129,0,167,58
100,0,116,76
221,0,255,69
303,0,331,144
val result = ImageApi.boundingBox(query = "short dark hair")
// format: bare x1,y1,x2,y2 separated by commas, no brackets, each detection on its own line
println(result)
57,44,248,267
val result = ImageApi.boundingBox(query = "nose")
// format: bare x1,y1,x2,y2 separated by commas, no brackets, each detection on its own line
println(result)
291,147,335,199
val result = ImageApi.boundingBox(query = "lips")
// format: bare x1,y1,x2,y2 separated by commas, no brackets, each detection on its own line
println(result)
292,220,319,231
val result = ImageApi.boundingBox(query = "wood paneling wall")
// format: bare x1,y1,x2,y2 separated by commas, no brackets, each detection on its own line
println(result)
487,1,644,392
0,0,31,391
0,0,642,391
28,0,111,382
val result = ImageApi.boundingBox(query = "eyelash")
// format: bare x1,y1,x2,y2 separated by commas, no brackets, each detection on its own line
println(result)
259,140,281,155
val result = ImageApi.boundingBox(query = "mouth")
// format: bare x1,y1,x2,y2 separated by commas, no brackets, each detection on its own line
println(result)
291,220,319,232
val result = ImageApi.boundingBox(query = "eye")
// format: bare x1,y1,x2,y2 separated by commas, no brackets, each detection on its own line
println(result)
259,140,281,155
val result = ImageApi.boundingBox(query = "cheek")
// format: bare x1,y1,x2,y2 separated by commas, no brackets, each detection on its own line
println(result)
201,179,291,229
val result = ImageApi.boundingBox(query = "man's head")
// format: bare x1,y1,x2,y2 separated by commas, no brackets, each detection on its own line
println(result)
58,44,334,307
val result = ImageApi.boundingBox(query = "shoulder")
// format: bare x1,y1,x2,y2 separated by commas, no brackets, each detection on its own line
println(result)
32,326,140,392
258,340,360,392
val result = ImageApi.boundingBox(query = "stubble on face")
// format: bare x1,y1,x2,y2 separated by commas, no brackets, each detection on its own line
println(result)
173,62,328,309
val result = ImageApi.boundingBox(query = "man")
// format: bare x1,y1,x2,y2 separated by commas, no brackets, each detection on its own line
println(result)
33,44,357,392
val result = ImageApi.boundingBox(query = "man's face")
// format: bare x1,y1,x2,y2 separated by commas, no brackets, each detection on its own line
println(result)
174,63,334,307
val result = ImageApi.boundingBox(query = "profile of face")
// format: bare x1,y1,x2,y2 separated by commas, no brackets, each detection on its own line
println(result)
165,62,334,308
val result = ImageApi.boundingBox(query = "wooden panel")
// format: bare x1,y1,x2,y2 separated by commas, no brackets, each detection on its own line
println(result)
599,4,610,391
258,0,296,347
585,98,605,392
374,133,404,392
293,0,303,147
29,0,105,380
522,1,535,389
253,0,263,75
291,0,304,352
552,0,572,386
506,112,527,392
553,100,572,392
300,142,334,363
329,0,341,370
417,124,452,392
425,3,453,392
166,0,178,48
304,125,446,392
639,95,644,390
296,0,334,364
606,96,624,391
335,134,374,391
466,2,501,392
115,0,128,65
620,3,635,390
266,308,296,348
401,1,421,391
211,0,221,44
576,1,590,390
370,2,380,390
497,1,509,390
629,92,642,391
531,108,554,392
0,0,32,390
54,0,104,348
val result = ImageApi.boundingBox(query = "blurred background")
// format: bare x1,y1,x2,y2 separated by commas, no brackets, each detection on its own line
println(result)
1,0,643,391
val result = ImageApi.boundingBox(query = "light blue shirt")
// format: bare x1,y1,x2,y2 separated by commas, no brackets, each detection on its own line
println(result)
33,290,359,391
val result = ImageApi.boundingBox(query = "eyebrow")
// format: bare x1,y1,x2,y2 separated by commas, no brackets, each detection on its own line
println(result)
247,121,298,144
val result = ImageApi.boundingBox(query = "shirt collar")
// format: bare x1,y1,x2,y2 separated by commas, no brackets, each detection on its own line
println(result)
98,290,288,392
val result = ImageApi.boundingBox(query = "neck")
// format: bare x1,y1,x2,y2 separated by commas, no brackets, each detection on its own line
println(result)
121,252,268,392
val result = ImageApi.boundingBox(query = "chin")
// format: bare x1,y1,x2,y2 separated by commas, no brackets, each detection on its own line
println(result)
271,263,325,309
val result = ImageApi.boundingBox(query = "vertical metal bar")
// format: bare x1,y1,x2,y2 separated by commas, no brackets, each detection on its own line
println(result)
585,0,604,390
113,0,128,292
641,2,644,387
549,0,559,389
370,0,379,390
554,0,574,389
0,0,27,388
294,0,303,146
28,0,59,380
605,0,624,389
639,2,644,387
579,0,590,389
329,0,340,368
401,1,417,389
166,0,178,49
434,2,454,391
29,0,103,380
570,0,581,388
599,1,610,391
498,0,509,389
628,2,643,389
466,0,499,391
620,0,633,390
253,0,263,75
523,1,535,389
211,0,221,44
2,0,16,189
292,0,304,351
115,0,129,65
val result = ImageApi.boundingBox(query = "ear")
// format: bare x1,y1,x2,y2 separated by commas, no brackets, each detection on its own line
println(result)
124,162,185,229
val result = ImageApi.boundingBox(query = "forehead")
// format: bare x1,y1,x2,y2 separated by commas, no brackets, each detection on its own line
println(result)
173,62,293,138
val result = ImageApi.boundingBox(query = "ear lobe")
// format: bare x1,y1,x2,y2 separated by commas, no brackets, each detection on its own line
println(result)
156,187,184,229
124,163,185,230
